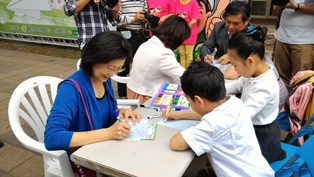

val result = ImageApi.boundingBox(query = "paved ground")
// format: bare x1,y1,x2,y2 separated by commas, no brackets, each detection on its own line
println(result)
0,49,79,177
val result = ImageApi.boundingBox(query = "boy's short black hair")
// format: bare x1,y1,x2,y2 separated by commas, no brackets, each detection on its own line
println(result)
180,61,226,102
80,31,133,77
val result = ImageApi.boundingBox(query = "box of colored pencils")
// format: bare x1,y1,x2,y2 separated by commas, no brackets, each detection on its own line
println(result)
150,83,190,110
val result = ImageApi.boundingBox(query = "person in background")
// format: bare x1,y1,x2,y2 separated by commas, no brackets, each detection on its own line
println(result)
225,26,286,163
200,1,250,79
273,0,314,90
63,0,120,50
127,15,191,104
147,0,174,26
44,31,141,176
173,0,200,68
116,0,150,98
169,61,274,177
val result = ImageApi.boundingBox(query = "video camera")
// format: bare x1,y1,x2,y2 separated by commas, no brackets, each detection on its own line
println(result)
142,10,153,22
271,0,289,6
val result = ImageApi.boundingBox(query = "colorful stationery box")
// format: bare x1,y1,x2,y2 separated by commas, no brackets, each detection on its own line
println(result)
150,83,190,110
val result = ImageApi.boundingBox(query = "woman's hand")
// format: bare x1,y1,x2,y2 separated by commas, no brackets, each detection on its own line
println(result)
108,120,131,140
118,108,142,125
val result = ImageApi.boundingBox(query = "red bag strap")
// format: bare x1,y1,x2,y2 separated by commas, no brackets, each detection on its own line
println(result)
68,79,94,130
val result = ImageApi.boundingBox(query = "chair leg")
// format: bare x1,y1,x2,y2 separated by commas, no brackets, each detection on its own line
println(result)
0,141,4,148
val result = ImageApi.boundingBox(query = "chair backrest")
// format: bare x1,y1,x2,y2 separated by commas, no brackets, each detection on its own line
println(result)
8,76,74,177
271,135,314,177
287,114,314,144
77,58,130,84
296,135,314,175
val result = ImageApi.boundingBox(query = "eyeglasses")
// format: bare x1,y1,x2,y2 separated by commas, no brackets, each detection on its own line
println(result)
104,65,125,74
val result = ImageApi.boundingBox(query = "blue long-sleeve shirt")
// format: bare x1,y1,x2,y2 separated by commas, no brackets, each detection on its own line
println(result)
44,69,118,155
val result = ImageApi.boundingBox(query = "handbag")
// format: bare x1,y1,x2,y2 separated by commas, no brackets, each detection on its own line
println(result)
68,79,97,177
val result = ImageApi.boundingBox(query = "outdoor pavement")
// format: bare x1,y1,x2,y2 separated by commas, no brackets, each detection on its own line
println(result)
0,49,80,177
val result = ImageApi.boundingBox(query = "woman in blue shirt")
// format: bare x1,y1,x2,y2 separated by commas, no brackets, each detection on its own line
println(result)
44,31,141,176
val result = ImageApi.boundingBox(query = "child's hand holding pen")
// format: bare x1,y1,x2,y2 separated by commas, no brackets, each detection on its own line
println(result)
162,106,180,122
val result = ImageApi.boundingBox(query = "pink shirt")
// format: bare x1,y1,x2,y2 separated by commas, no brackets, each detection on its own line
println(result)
171,0,200,44
147,0,173,18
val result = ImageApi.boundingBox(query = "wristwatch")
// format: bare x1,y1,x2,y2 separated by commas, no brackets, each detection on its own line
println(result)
295,4,300,11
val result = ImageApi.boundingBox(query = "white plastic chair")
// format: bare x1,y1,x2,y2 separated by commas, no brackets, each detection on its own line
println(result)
77,58,130,84
8,76,75,177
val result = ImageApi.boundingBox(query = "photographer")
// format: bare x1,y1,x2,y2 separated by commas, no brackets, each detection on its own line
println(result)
63,0,120,50
116,0,150,98
272,0,314,90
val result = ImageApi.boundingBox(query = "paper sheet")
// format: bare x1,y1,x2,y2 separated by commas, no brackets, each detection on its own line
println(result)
157,119,200,130
125,119,157,140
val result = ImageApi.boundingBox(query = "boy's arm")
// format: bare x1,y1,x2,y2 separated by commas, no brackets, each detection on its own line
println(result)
170,133,190,151
163,109,201,120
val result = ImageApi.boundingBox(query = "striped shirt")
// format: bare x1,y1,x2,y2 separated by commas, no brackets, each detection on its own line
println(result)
118,0,148,30
63,0,117,49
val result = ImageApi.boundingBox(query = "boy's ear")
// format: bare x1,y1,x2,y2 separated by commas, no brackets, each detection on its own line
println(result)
194,95,205,107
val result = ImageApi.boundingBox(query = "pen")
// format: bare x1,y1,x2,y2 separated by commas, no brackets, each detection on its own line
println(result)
205,48,211,62
147,114,162,119
113,111,123,122
140,105,161,111
205,48,215,63
164,106,171,123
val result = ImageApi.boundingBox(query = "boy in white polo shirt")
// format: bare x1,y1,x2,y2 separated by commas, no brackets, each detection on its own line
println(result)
169,61,274,177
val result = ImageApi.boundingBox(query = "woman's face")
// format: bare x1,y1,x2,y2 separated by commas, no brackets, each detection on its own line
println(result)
227,49,253,78
92,59,126,82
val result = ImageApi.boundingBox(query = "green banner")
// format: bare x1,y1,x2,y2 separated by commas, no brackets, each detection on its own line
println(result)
0,0,77,39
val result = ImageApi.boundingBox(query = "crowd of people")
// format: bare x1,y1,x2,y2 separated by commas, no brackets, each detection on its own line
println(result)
44,0,313,176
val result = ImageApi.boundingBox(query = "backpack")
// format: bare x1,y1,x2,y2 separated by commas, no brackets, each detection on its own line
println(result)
277,70,314,145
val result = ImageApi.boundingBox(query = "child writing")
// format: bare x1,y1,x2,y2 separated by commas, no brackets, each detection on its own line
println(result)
225,26,286,163
173,0,200,68
165,26,286,163
169,61,274,177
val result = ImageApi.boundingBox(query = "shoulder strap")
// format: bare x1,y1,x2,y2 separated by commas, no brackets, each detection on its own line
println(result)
292,72,314,87
68,79,94,130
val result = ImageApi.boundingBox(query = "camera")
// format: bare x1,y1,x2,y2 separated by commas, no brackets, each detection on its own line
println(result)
271,0,289,6
142,10,153,22
105,0,119,8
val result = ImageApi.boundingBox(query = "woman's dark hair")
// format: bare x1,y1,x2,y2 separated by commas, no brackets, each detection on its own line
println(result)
80,31,132,76
228,25,267,61
224,1,251,22
152,15,191,50
181,61,226,102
